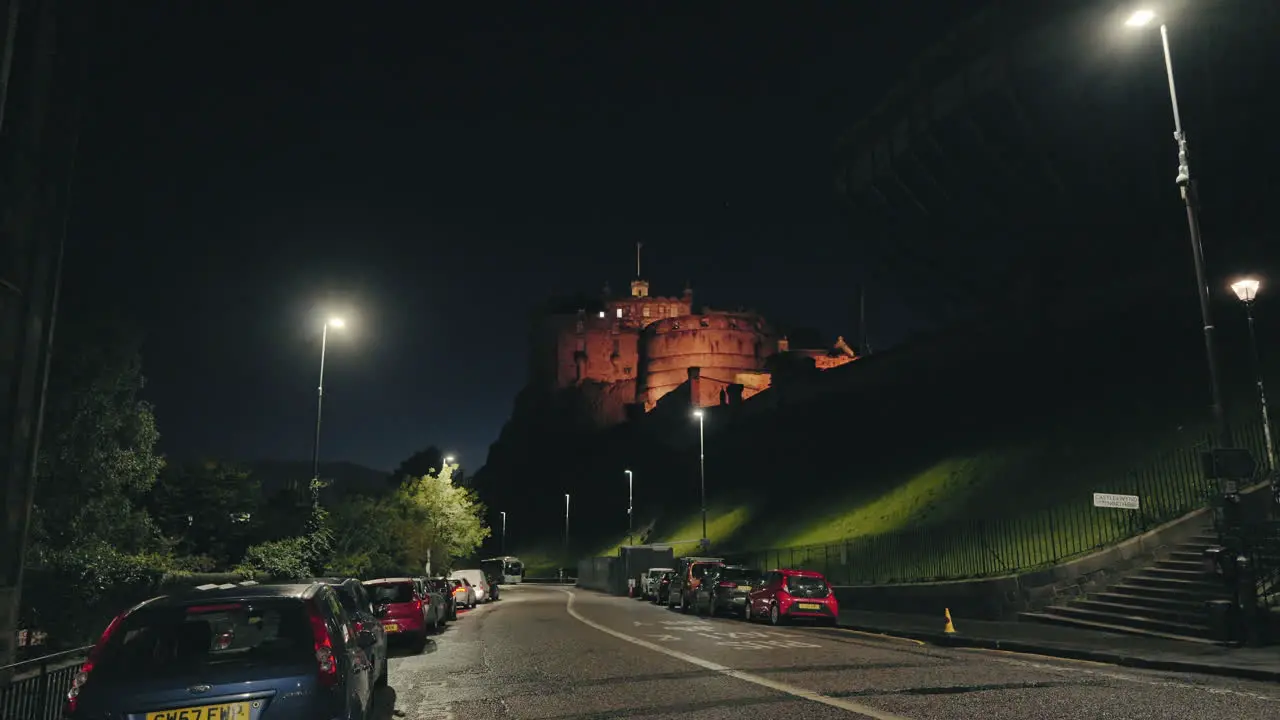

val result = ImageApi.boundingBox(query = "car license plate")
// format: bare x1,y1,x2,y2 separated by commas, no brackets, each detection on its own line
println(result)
797,602,821,610
146,701,250,720
737,586,752,593
384,622,400,633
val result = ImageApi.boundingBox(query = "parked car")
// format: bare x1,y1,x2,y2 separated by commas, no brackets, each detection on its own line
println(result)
745,569,839,626
667,557,724,613
695,565,761,617
450,569,492,603
449,578,476,608
310,577,388,685
427,577,459,620
415,576,450,625
642,567,674,600
364,577,442,651
65,581,378,720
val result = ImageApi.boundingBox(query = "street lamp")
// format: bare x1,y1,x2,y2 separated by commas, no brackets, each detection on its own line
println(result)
692,409,707,543
312,317,345,482
563,493,571,582
1231,278,1275,470
1125,8,1231,448
624,469,634,545
500,510,507,555
443,455,455,467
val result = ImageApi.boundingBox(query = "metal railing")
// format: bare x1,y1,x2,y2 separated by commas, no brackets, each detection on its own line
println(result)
0,646,90,720
729,424,1272,585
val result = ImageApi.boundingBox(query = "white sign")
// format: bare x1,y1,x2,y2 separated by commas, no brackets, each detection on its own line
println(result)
1093,493,1140,510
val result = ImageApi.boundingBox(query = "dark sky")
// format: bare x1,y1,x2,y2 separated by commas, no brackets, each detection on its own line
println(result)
63,2,976,472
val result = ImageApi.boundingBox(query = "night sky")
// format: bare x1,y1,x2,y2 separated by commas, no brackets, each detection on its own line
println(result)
63,2,978,471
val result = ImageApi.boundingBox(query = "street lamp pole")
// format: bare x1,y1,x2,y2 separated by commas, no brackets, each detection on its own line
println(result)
564,494,571,581
500,511,507,555
312,317,345,482
625,469,634,545
1231,279,1275,471
1128,11,1231,448
694,410,707,542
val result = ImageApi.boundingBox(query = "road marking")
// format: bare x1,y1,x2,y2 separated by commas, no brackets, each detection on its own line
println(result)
561,589,910,719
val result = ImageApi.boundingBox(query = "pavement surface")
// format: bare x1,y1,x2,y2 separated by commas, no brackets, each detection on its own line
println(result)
376,584,1280,719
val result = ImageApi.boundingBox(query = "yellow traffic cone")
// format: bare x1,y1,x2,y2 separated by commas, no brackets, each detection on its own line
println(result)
943,608,957,634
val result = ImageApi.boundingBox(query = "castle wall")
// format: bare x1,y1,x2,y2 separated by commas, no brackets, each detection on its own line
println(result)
639,312,775,410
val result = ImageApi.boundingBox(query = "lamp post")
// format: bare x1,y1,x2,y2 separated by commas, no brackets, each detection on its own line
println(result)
312,317,345,482
1231,278,1275,471
1125,9,1231,448
625,469,634,545
693,409,707,543
500,511,507,555
563,493,571,582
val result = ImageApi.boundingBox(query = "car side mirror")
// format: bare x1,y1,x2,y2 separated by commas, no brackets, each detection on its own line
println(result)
374,604,389,618
357,629,377,648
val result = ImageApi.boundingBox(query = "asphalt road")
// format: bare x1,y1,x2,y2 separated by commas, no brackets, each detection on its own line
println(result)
377,584,1280,719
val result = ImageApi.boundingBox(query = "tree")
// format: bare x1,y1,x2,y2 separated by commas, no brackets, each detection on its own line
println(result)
149,460,263,566
394,465,490,573
389,446,445,486
31,309,165,553
327,495,401,577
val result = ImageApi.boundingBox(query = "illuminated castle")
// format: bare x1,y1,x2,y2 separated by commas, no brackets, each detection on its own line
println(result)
529,245,857,427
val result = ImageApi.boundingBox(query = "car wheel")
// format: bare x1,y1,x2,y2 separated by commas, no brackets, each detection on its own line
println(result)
769,603,781,626
411,632,427,653
679,593,689,614
376,665,389,687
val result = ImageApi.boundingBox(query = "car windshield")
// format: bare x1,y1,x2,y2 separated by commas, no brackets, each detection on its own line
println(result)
786,575,829,596
721,568,760,584
93,599,313,680
366,582,414,604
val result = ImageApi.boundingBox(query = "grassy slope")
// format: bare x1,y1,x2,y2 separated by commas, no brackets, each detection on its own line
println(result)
491,288,1274,581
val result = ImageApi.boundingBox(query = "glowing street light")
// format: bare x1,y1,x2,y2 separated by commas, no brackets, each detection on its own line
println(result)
443,455,455,466
1231,278,1275,470
1125,9,1155,27
692,409,707,543
563,493,571,582
1124,9,1231,449
312,316,347,482
624,469,634,545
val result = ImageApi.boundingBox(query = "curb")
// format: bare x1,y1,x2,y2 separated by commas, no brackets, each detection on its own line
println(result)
837,623,1280,684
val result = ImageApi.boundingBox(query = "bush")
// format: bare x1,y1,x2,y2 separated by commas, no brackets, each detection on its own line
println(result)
21,543,168,648
236,537,311,579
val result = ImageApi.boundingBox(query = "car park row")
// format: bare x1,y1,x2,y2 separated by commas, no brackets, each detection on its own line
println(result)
638,558,839,626
61,568,502,720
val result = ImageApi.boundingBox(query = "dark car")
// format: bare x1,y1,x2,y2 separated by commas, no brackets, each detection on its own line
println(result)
426,578,458,621
65,581,378,720
695,565,762,617
310,577,388,686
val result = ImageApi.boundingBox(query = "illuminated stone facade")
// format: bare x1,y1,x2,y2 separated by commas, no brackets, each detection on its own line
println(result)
530,274,858,426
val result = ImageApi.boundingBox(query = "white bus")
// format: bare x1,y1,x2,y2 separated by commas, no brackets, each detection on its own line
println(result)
481,556,524,585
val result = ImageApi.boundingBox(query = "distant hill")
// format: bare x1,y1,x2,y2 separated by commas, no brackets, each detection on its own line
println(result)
246,460,390,497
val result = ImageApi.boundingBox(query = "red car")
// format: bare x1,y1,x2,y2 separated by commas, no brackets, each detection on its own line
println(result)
744,569,839,626
364,577,442,651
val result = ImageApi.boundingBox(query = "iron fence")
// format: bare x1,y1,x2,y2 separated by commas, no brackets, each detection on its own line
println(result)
729,422,1273,585
0,645,89,720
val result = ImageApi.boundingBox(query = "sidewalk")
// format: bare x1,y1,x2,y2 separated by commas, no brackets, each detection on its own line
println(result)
837,609,1280,683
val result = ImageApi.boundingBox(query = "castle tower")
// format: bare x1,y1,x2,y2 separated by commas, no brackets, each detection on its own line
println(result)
631,241,650,297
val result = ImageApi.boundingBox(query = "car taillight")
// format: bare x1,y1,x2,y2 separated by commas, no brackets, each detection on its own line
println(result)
66,608,130,714
414,598,423,612
353,619,365,633
306,601,339,688
718,581,737,588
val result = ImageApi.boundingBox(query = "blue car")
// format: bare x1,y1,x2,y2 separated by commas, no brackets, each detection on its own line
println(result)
66,581,378,720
